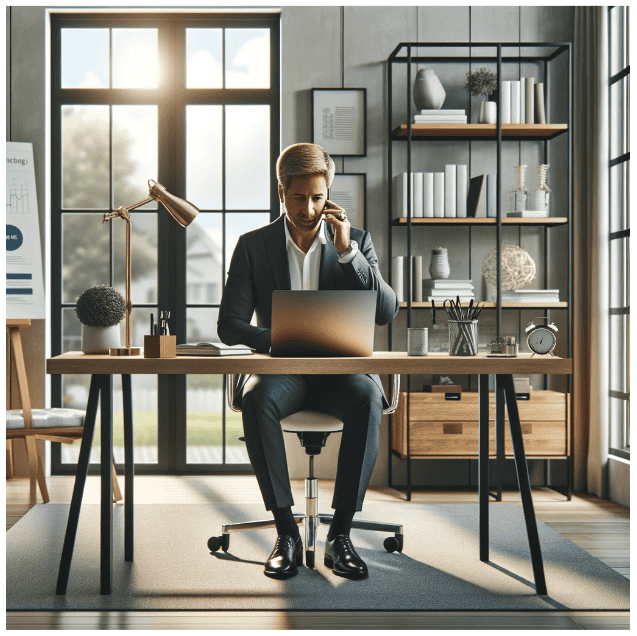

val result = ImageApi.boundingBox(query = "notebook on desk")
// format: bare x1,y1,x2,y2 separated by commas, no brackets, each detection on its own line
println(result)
270,290,377,357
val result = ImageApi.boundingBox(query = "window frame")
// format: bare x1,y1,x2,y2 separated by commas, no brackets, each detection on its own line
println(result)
607,5,630,460
50,11,280,475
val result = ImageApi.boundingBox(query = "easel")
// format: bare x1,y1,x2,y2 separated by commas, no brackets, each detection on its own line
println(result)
6,319,121,503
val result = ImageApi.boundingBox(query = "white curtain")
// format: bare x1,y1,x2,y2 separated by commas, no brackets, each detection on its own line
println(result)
572,7,610,498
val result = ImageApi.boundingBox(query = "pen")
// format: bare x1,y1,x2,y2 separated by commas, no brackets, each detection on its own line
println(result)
150,313,154,336
431,300,436,326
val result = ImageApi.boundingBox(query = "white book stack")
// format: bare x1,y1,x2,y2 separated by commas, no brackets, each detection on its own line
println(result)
393,164,468,219
422,279,475,303
507,210,549,218
413,109,467,124
501,289,560,303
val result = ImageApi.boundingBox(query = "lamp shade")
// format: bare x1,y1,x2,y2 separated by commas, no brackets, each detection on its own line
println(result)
148,180,199,227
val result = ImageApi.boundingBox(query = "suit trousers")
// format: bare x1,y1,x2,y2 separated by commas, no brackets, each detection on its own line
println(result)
240,373,384,512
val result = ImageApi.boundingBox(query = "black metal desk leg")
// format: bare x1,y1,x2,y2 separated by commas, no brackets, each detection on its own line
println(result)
478,374,489,562
496,374,547,595
100,374,113,595
495,378,506,501
56,374,101,595
122,374,134,562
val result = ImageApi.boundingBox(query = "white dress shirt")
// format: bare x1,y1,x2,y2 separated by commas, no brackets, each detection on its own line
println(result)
283,217,358,290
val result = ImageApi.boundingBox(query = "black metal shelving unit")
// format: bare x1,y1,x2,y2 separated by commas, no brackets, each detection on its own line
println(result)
386,42,573,501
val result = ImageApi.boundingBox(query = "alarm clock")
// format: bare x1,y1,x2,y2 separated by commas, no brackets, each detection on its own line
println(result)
525,317,558,356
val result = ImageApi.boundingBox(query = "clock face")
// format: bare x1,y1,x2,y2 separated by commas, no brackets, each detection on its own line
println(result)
528,327,556,355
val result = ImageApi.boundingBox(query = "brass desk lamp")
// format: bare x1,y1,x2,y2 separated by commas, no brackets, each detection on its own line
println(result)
102,179,199,356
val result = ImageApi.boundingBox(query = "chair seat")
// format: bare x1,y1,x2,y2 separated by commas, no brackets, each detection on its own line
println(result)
6,408,86,430
280,410,344,433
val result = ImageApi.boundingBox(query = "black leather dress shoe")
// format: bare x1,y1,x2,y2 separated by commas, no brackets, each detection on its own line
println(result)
324,534,368,579
264,534,303,579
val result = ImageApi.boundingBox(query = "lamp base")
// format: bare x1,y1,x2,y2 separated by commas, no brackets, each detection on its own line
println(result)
109,347,142,356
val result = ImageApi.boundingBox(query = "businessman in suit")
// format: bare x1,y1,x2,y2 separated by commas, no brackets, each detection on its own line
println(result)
217,143,399,580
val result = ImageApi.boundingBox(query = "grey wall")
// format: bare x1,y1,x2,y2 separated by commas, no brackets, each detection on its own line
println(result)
7,6,575,488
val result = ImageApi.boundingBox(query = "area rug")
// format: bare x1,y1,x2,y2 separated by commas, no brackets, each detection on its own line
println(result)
6,503,629,611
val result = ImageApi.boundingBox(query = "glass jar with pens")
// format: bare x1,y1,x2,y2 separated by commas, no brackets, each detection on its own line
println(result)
443,298,484,356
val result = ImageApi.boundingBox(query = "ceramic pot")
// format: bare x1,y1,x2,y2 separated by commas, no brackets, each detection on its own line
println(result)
479,101,497,124
429,250,450,280
81,324,121,354
413,69,446,110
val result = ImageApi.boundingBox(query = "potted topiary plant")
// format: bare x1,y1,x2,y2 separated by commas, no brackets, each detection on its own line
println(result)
465,67,498,124
75,285,126,354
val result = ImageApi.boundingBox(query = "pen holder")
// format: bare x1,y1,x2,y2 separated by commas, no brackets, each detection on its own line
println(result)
448,320,478,356
144,335,176,359
408,328,428,356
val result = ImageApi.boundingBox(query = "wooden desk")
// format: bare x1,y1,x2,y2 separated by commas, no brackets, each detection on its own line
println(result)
47,351,572,596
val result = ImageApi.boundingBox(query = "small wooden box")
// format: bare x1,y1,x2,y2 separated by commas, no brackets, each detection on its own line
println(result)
144,335,176,358
391,390,570,459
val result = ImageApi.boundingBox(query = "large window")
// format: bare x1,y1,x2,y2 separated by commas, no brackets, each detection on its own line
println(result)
608,6,630,459
51,12,280,474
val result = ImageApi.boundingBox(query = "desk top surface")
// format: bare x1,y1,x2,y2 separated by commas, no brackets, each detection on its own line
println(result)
47,351,573,375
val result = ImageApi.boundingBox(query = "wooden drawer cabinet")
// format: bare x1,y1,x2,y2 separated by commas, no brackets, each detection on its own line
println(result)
391,391,570,459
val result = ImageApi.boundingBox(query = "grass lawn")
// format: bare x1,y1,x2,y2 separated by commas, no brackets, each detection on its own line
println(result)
92,411,245,447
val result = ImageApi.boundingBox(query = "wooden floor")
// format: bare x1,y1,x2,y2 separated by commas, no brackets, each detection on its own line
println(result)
6,475,630,630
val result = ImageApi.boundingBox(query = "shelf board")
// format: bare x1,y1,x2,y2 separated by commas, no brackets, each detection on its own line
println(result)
393,217,568,227
392,123,568,140
400,302,568,309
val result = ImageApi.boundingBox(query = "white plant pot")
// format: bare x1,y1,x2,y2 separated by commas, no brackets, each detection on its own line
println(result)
81,324,121,354
479,101,497,124
413,69,446,110
429,251,450,280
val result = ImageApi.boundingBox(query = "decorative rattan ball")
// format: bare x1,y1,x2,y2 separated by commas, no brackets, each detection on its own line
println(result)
482,245,536,291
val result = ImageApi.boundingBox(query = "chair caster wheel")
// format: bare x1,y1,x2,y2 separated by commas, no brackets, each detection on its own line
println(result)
305,550,315,569
208,534,229,552
383,533,404,553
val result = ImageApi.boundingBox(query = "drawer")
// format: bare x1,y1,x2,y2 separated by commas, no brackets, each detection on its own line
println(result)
391,391,569,459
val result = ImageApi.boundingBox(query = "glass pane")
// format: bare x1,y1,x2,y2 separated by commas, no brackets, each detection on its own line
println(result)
225,28,270,88
61,375,159,465
112,106,158,210
186,213,223,305
113,213,158,306
610,78,626,159
61,28,109,88
610,236,628,309
225,408,248,463
609,315,627,394
610,7,625,77
186,307,220,343
610,162,625,234
62,308,83,355
186,105,223,209
186,28,222,88
62,213,110,303
112,28,158,89
62,105,110,209
225,105,270,209
186,374,223,464
225,213,270,270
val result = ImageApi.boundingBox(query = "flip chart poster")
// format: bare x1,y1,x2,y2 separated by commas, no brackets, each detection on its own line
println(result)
6,142,45,318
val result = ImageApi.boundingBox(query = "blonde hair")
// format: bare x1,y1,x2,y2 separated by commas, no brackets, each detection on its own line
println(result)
276,143,335,192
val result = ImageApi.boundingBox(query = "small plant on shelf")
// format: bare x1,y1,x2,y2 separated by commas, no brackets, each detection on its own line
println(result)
465,68,498,124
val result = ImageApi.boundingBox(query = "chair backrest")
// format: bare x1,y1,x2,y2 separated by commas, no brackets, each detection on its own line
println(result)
226,373,400,415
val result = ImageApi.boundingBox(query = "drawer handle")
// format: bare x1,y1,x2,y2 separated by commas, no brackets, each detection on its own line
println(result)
444,393,461,401
443,423,463,435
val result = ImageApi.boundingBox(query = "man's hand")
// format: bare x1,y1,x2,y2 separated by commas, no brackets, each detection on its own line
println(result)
323,199,351,253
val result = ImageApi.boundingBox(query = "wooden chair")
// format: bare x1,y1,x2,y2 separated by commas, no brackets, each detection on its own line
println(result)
6,319,121,503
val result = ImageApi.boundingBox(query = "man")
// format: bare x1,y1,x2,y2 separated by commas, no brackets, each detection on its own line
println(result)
217,143,399,580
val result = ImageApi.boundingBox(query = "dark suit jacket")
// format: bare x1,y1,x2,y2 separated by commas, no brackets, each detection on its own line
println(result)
217,213,400,408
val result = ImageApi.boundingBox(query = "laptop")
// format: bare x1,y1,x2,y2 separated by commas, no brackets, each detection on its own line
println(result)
270,290,377,357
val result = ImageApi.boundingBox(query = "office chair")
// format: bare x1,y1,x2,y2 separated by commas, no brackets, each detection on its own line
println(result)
207,374,404,568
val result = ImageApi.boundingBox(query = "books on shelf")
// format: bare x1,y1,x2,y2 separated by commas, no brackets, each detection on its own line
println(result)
501,81,511,124
525,77,535,123
501,289,560,303
176,342,255,356
422,279,474,289
423,279,475,301
413,109,467,124
393,167,467,219
391,256,425,302
507,210,549,218
535,83,547,124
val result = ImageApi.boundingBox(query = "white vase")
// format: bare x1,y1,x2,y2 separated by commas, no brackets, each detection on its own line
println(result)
429,251,450,280
81,324,121,354
413,69,446,110
479,101,497,124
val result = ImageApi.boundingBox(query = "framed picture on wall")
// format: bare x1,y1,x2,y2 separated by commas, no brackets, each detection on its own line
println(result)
312,88,367,156
329,173,366,230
